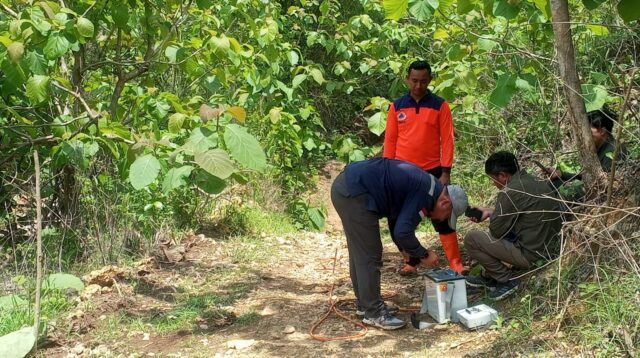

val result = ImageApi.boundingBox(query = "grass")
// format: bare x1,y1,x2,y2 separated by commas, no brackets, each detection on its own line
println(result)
0,288,73,336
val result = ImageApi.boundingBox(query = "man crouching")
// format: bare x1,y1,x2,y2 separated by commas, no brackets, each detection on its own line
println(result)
465,151,563,301
331,158,467,330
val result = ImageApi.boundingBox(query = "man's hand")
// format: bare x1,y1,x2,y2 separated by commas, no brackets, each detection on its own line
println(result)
545,167,561,180
420,250,439,267
468,206,493,223
439,172,450,185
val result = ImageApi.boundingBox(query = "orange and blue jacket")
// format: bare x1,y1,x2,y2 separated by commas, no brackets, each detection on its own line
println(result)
383,92,454,172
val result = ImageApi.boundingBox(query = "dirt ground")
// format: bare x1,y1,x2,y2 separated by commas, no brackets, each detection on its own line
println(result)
40,161,504,357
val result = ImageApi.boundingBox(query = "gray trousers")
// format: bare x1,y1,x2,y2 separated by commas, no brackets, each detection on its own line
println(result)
464,230,530,283
331,172,385,318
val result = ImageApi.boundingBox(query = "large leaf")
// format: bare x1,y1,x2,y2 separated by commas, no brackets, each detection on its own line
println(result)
226,106,247,123
129,154,161,189
195,170,227,194
367,112,386,136
181,127,218,154
45,273,84,291
309,68,325,84
582,84,608,112
195,149,235,179
489,74,517,108
307,207,326,231
457,0,474,14
383,0,409,20
43,33,70,59
25,75,50,105
76,17,94,37
493,0,520,19
409,0,434,20
0,326,35,358
162,165,193,195
617,0,640,22
168,113,187,133
532,0,551,19
0,295,27,310
224,124,267,172
582,0,606,10
111,3,129,29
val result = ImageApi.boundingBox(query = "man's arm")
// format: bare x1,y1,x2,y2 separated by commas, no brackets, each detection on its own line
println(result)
488,190,519,239
439,101,454,185
393,199,429,259
383,103,398,158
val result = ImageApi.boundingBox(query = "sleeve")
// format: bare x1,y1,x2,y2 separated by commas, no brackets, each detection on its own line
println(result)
392,195,429,259
439,101,454,172
489,190,519,239
383,103,398,159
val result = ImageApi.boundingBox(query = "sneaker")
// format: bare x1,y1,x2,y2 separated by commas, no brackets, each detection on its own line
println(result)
362,312,406,330
356,304,399,317
489,279,519,301
465,275,498,289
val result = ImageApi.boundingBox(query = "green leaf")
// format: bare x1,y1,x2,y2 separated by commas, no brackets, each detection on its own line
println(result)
224,124,267,172
196,0,213,9
493,0,520,19
383,0,409,20
287,50,299,66
457,0,474,14
617,0,640,22
477,38,499,52
409,0,434,20
181,127,218,154
168,113,187,133
582,0,606,10
309,68,325,84
129,154,161,189
195,149,235,179
367,112,387,136
111,4,129,29
0,295,27,310
586,24,608,36
24,51,47,75
194,170,227,194
162,165,193,195
489,74,517,108
45,273,84,291
292,74,307,87
531,0,551,19
76,17,94,37
307,207,325,230
43,33,70,59
582,84,608,112
0,326,36,358
0,60,26,95
25,75,50,105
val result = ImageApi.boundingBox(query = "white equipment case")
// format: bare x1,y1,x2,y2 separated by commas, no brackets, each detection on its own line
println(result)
457,304,498,329
421,269,467,323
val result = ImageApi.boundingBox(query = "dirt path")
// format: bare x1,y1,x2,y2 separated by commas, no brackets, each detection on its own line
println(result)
43,230,501,357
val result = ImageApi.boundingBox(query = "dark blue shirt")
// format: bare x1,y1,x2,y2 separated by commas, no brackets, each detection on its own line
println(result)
344,158,443,258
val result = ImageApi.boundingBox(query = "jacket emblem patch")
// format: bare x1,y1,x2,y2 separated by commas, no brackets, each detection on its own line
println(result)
397,112,407,122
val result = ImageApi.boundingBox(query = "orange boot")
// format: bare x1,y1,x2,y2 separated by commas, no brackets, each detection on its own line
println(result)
440,232,464,273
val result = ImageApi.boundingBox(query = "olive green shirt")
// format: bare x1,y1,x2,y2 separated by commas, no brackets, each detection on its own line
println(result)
489,170,563,261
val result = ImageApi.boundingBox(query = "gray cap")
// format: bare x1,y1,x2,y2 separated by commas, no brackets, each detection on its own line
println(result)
447,185,468,230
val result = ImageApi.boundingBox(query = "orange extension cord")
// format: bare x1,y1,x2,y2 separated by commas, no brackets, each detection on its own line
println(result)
308,249,420,341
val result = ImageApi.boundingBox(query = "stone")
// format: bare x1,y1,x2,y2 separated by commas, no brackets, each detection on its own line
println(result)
70,343,85,354
283,325,295,334
227,339,255,350
434,324,449,331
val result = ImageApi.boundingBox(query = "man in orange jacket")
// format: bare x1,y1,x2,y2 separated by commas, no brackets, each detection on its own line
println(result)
383,60,463,274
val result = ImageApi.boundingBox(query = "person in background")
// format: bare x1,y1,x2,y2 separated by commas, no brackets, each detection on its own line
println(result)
331,158,468,329
383,60,462,275
546,108,627,188
465,151,563,301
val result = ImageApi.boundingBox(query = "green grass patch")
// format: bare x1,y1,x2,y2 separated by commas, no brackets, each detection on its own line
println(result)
0,289,73,336
234,310,259,326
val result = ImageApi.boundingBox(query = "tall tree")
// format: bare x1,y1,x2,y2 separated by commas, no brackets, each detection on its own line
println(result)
549,0,602,193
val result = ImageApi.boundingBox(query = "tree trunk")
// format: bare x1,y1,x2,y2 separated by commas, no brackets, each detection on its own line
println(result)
549,0,602,194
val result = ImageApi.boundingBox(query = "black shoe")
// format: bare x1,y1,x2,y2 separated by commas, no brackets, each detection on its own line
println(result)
465,275,497,289
489,280,519,301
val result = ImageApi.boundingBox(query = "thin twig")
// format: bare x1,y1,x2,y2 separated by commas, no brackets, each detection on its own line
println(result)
33,150,44,351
